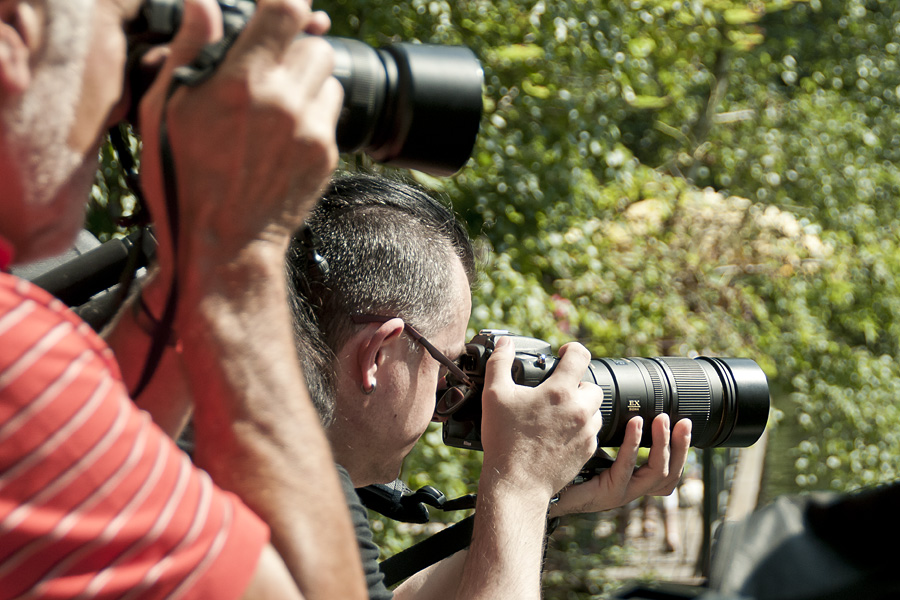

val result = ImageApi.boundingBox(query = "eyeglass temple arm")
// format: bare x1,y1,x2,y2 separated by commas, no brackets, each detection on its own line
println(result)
350,314,473,386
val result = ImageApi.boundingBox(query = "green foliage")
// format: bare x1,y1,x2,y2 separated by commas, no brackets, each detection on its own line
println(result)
89,131,142,241
542,515,628,598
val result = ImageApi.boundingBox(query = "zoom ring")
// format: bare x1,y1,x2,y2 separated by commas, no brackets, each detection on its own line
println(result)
645,362,665,413
659,358,711,441
599,384,614,423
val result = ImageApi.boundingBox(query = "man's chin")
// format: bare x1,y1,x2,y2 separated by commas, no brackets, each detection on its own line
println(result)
16,187,92,265
371,461,406,486
375,468,404,486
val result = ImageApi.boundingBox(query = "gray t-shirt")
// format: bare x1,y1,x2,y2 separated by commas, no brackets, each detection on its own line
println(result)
337,465,394,600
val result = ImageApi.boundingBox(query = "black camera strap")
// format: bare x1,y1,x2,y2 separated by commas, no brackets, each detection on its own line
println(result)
380,515,475,587
130,92,178,397
373,497,560,587
357,480,477,586
365,455,618,586
132,35,240,398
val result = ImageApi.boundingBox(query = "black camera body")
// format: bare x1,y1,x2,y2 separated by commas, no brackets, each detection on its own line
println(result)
128,0,484,175
441,330,770,451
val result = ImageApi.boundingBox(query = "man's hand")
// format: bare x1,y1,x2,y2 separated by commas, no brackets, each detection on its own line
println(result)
550,414,692,517
451,337,603,599
115,1,365,599
479,336,605,503
137,0,343,291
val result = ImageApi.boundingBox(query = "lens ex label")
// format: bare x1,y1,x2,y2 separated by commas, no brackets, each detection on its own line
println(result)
628,397,641,412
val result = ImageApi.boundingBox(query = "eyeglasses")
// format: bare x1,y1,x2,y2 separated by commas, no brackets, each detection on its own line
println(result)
350,314,473,387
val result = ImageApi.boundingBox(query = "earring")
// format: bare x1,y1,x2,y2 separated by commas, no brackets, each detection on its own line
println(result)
361,381,377,395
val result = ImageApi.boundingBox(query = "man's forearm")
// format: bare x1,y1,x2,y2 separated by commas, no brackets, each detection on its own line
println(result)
392,549,466,600
394,488,548,600
455,470,551,600
103,270,193,439
177,243,366,600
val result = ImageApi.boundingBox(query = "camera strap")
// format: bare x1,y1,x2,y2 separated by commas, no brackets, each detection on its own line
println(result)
132,35,240,398
380,515,475,587
366,456,617,585
373,495,559,587
357,480,477,587
130,88,180,398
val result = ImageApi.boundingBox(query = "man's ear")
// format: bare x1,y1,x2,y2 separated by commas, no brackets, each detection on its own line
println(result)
0,1,35,94
356,318,405,393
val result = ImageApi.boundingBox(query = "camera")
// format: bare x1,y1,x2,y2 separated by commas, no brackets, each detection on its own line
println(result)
438,330,770,450
127,0,484,175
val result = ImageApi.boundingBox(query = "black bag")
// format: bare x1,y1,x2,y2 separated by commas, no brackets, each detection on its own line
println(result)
707,480,900,600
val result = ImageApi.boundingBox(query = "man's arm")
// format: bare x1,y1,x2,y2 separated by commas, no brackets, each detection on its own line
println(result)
456,336,603,600
179,245,359,600
393,340,690,600
128,0,366,598
104,269,193,439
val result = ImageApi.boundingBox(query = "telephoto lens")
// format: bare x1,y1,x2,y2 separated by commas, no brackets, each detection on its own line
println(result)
127,0,484,176
327,38,483,176
439,331,770,451
585,356,770,448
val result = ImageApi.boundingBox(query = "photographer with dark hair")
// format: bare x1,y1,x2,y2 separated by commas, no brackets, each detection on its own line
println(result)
286,173,693,599
0,0,367,598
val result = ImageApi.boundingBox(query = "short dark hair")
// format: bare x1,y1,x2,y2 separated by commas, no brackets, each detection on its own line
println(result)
286,173,475,424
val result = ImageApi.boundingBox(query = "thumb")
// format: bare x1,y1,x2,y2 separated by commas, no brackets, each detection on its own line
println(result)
160,0,224,83
139,0,223,125
483,335,516,394
136,0,223,281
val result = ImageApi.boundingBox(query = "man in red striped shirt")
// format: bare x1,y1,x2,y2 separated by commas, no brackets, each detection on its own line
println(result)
0,0,366,598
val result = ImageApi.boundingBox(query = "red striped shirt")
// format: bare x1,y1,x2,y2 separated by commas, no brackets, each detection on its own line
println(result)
0,272,268,599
